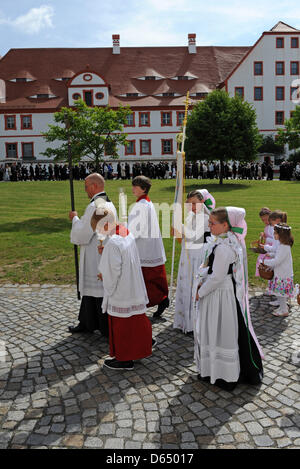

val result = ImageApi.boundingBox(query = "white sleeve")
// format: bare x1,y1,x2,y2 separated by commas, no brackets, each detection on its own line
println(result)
198,244,235,298
70,204,95,246
99,242,122,297
264,245,286,269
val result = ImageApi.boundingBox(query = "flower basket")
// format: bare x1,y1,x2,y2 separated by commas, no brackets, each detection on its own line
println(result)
258,262,274,280
249,240,266,254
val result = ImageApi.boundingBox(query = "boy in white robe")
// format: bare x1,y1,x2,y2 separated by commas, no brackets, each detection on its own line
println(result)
128,176,169,319
92,209,153,370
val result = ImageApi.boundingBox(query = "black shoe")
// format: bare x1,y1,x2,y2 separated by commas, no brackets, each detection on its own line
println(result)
214,379,237,392
153,297,170,318
68,324,88,333
197,374,210,383
103,359,134,370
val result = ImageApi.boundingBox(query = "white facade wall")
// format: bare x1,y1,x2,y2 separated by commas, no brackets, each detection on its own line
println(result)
227,33,300,135
0,109,181,161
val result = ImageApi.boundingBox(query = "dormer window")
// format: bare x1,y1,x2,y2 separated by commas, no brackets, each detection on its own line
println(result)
55,77,70,82
29,94,57,99
191,92,208,98
10,77,34,83
163,92,175,97
171,75,197,80
137,75,163,81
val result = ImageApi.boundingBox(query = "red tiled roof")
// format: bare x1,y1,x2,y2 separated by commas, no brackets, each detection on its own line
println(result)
0,46,250,111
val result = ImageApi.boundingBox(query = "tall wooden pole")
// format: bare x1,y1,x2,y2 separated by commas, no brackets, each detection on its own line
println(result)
66,118,80,300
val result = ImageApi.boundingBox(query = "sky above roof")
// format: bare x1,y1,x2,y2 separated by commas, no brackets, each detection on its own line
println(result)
0,0,300,57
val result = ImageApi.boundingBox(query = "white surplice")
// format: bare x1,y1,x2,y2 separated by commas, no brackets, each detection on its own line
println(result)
174,210,209,333
99,232,149,317
70,193,117,297
128,198,166,267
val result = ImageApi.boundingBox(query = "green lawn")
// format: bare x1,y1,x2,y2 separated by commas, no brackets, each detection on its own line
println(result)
0,179,299,287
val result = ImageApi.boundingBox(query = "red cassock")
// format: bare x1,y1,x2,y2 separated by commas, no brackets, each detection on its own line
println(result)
109,314,152,361
141,265,169,307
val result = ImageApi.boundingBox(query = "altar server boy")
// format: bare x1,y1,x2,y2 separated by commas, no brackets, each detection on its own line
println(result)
91,209,153,370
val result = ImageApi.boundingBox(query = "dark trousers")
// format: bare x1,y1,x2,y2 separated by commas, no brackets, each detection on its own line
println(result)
78,296,109,337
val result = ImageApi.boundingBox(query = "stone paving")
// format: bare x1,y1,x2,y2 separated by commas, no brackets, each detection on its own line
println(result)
0,283,299,449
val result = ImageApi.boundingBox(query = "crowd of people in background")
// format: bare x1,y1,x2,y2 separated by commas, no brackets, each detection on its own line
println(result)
0,159,299,182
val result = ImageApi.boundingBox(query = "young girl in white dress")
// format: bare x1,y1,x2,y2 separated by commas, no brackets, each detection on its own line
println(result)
263,223,294,317
173,190,210,333
260,210,287,295
255,207,272,277
195,207,264,391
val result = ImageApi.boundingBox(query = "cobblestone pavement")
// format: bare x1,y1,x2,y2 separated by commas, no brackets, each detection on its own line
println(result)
0,284,299,449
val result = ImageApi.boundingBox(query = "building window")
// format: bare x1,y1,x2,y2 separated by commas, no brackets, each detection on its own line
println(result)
290,111,295,118
275,111,284,125
254,87,263,101
21,115,32,130
95,92,104,100
276,86,285,100
145,76,156,80
140,140,151,155
5,115,16,130
72,93,81,100
83,90,93,106
291,86,300,101
139,112,150,126
275,61,285,75
162,139,173,155
234,87,244,99
177,111,185,126
22,143,34,158
291,37,299,48
276,37,284,48
125,113,135,127
162,92,175,97
161,112,172,126
291,61,299,75
6,143,18,158
125,140,136,155
254,62,263,75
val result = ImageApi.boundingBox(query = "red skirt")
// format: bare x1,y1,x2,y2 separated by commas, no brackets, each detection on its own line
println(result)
108,314,152,361
142,265,169,307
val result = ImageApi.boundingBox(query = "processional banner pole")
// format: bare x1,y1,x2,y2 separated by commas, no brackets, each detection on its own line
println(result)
169,92,190,304
66,118,80,300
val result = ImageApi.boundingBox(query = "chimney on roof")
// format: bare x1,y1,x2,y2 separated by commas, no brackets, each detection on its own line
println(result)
188,33,196,54
112,34,120,54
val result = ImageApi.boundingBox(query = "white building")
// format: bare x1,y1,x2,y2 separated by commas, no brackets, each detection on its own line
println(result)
0,22,299,164
223,21,300,140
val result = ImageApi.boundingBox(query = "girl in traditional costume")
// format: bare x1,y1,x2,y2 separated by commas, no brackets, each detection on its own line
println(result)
173,190,210,333
194,207,264,391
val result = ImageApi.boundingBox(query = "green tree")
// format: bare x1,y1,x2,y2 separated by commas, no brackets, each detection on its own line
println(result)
185,90,262,184
258,135,284,154
42,99,132,172
276,106,300,155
